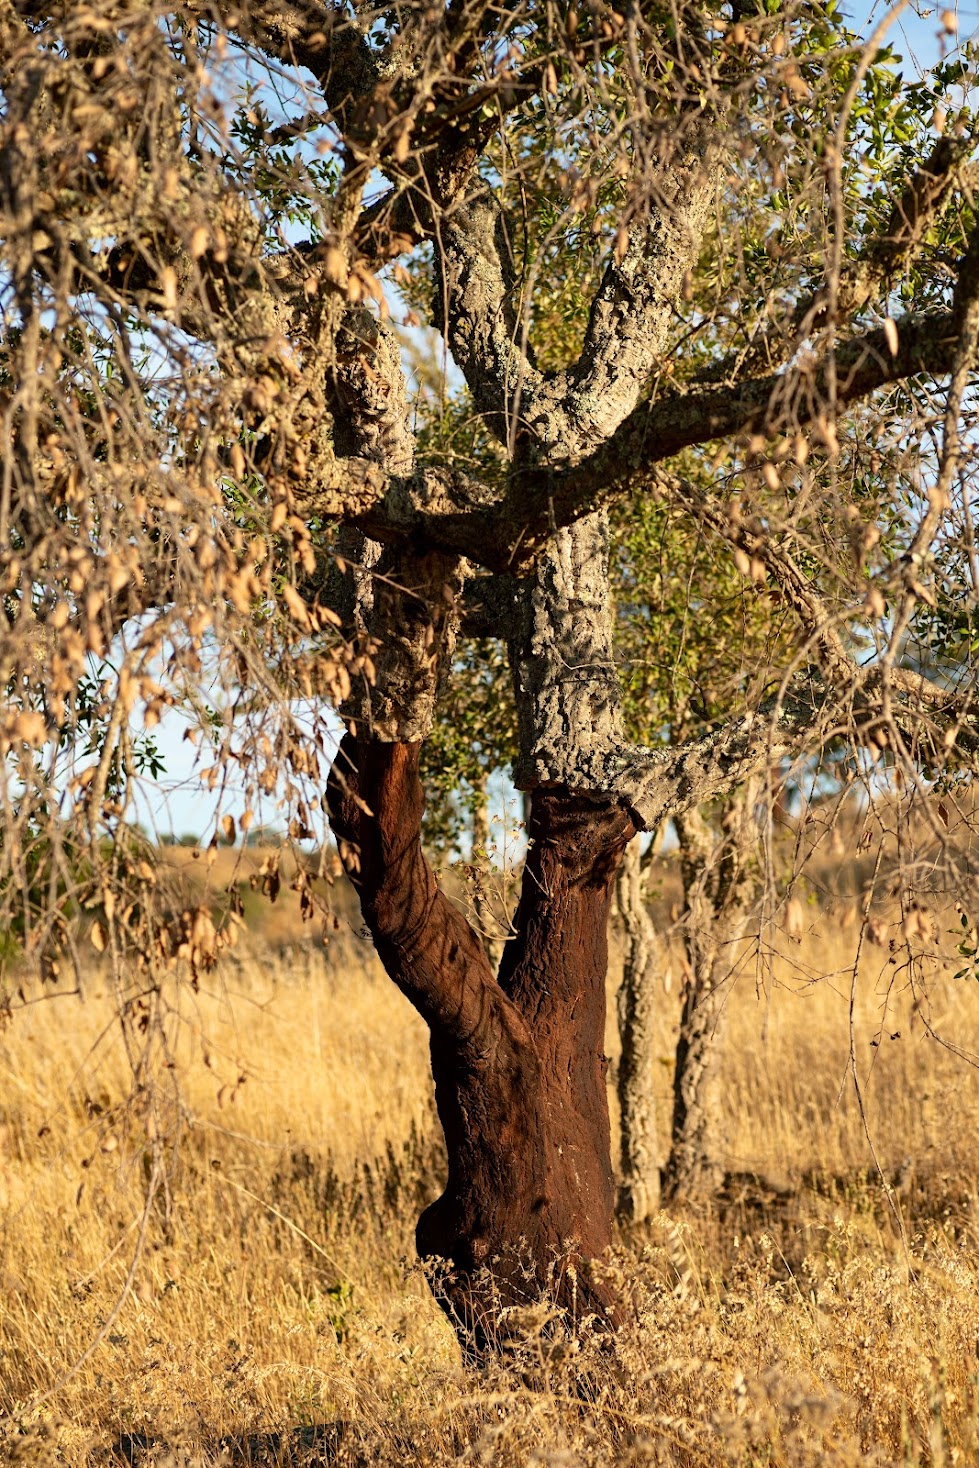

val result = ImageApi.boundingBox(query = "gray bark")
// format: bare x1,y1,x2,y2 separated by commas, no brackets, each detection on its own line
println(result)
280,308,962,577
332,307,415,475
325,308,466,744
615,705,808,832
495,120,722,798
508,511,626,791
439,127,721,464
348,545,466,742
615,838,664,1222
663,786,760,1204
432,120,724,768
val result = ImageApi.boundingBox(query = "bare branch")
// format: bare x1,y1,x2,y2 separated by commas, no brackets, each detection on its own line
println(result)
655,467,979,766
879,222,979,664
282,297,963,571
195,0,534,265
655,466,856,685
187,0,381,128
615,699,816,832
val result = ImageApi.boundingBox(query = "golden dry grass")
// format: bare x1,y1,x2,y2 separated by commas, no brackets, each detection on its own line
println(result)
3,868,979,1466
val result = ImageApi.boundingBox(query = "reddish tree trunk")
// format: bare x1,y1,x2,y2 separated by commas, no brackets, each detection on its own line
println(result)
327,733,634,1355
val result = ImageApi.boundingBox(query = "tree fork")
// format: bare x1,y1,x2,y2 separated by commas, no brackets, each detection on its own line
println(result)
327,733,634,1354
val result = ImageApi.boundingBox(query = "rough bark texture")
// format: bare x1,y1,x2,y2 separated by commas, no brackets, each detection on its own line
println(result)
15,0,979,1375
615,839,664,1223
332,308,415,475
439,130,721,463
508,512,626,792
331,539,466,742
663,937,731,1205
355,546,466,742
327,735,634,1355
662,793,758,1205
325,483,632,1353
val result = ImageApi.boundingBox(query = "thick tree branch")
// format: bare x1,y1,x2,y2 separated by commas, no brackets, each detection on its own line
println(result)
438,122,722,464
292,305,955,569
502,309,960,548
550,124,722,455
702,135,974,385
327,735,520,1053
609,659,974,835
866,137,973,272
614,697,817,832
195,0,539,266
186,0,380,131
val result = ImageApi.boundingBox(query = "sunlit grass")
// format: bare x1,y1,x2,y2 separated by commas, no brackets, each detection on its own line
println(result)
2,873,979,1465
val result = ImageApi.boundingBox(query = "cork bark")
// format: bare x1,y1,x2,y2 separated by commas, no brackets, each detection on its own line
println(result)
508,511,627,793
326,470,636,1352
20,0,979,1371
322,128,755,1345
328,736,633,1354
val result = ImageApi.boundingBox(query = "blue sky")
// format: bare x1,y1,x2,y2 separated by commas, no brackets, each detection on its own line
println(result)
878,1,967,65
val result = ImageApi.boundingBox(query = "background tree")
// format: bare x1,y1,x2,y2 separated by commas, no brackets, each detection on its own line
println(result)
611,483,785,1217
3,0,979,1358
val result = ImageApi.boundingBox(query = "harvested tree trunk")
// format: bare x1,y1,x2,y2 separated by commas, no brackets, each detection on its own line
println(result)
320,150,736,1341
328,734,633,1355
325,519,641,1355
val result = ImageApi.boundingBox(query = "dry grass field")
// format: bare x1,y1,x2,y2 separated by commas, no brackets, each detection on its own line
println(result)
3,846,979,1466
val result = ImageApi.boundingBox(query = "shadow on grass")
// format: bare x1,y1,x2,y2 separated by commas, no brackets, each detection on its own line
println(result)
112,1421,348,1466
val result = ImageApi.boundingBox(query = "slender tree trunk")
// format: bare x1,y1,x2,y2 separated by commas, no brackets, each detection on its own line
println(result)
661,791,758,1205
662,932,731,1204
614,839,663,1222
328,734,634,1356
